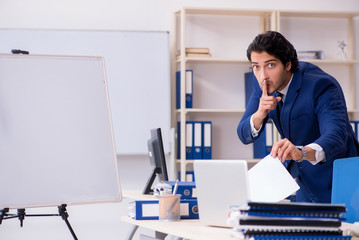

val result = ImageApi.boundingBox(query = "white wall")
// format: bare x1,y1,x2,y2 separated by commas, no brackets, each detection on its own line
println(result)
0,0,359,31
0,1,359,240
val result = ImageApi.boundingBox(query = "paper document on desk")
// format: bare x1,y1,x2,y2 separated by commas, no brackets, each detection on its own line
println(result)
248,155,300,202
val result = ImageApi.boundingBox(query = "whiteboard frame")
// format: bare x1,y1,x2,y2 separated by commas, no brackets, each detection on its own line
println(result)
0,54,121,209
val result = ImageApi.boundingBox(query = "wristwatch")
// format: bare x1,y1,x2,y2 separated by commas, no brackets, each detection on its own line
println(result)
297,146,306,162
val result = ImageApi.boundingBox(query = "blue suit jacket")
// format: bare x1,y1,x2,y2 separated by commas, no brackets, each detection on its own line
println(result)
238,62,359,203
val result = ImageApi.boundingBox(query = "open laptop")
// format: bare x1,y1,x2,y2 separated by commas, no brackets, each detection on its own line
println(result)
193,160,249,227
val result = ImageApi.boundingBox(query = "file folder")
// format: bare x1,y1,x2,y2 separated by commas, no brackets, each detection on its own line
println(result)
178,120,212,160
202,121,212,159
186,122,194,160
238,217,341,228
178,121,194,159
178,171,195,182
230,201,348,240
240,229,344,238
186,171,195,182
193,121,202,159
176,70,193,109
129,200,158,220
253,121,273,158
244,71,255,106
129,199,199,220
265,121,274,153
164,181,196,199
242,201,346,219
177,121,181,159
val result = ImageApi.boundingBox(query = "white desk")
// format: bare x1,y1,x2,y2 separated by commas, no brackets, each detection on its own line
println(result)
121,190,234,240
121,216,234,240
122,216,359,240
122,190,358,240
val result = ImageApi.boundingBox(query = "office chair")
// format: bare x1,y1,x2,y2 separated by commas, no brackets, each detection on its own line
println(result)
331,157,359,223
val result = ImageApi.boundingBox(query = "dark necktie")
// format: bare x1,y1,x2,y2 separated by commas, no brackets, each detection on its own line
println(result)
276,92,283,121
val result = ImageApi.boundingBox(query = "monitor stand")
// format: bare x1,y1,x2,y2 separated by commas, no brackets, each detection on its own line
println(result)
142,167,161,195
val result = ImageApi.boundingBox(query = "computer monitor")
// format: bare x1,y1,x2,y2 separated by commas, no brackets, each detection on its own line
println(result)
142,128,169,194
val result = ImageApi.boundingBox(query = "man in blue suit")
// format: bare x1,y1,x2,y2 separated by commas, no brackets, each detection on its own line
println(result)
237,31,359,203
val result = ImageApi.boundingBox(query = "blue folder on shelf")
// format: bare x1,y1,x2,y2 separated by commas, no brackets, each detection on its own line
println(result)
193,121,202,159
178,171,195,182
186,122,194,159
202,121,212,159
176,70,193,109
177,121,194,160
177,121,212,160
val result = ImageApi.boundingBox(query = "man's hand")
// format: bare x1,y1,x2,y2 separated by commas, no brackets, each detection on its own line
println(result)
252,80,282,130
270,138,302,162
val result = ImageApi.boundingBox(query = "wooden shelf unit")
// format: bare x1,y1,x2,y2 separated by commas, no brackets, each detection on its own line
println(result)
171,7,359,181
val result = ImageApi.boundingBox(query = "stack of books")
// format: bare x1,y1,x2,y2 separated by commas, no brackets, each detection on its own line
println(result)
297,50,324,60
177,47,212,58
227,201,351,240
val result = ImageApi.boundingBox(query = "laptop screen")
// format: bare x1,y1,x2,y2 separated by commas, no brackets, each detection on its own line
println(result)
193,160,249,227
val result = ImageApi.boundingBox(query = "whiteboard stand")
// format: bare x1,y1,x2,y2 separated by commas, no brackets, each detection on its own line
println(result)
0,205,78,240
0,54,121,240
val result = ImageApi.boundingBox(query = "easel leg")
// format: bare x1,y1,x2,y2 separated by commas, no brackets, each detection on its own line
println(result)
17,209,25,227
0,208,9,224
58,204,78,240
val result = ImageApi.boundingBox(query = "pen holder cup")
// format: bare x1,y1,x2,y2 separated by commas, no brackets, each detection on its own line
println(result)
159,194,181,222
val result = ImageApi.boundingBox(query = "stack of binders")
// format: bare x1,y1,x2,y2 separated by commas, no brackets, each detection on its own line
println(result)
128,181,198,220
176,70,193,109
227,201,351,240
177,121,212,160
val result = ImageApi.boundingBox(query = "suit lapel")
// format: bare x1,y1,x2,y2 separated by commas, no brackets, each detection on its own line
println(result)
280,72,302,138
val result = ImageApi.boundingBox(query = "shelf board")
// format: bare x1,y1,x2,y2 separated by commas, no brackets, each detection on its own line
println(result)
174,8,359,18
176,57,359,65
176,108,245,113
176,159,260,164
177,108,359,114
303,59,359,64
176,57,249,64
175,7,274,16
279,10,359,19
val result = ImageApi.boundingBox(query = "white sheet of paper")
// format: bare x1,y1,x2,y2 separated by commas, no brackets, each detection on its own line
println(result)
248,155,300,202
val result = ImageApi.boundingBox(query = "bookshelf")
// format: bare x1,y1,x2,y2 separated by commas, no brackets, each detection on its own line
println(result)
276,10,359,118
171,8,276,181
171,7,359,181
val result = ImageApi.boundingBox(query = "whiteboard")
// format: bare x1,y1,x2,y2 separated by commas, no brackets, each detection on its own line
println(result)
0,54,121,209
0,29,171,154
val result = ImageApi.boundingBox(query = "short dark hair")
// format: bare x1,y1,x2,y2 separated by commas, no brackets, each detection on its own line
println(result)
247,31,298,72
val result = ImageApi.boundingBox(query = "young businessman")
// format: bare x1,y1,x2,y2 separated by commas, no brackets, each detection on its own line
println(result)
237,31,359,203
